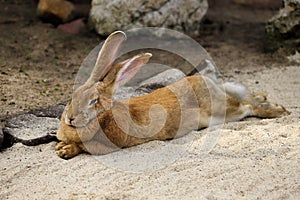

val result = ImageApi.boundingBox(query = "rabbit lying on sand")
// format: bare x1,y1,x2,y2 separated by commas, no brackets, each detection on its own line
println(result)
56,31,289,159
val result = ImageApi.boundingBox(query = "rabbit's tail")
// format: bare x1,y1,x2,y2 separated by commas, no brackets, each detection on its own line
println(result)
223,82,249,101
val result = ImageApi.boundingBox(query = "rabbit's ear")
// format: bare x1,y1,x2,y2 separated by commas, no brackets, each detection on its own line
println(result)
114,53,152,91
87,31,126,84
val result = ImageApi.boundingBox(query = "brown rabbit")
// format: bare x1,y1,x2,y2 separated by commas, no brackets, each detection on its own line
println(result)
56,31,289,159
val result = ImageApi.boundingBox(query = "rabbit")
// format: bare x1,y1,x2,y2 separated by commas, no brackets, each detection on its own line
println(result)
56,31,290,159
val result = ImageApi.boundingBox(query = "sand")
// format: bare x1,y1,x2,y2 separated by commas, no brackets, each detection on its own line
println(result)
1,65,299,200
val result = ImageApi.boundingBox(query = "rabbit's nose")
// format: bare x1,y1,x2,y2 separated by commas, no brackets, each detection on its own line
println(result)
69,118,75,123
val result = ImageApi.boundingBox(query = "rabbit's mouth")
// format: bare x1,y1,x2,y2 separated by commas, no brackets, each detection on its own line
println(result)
64,113,74,126
67,112,98,128
68,117,89,128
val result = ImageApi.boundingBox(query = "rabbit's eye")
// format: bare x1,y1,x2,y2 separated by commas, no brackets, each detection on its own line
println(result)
89,99,98,106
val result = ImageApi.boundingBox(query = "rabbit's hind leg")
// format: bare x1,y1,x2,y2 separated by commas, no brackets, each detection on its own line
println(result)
225,98,253,122
223,82,249,101
243,93,290,118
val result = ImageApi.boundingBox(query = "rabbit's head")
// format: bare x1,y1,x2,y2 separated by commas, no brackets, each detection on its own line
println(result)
64,31,152,127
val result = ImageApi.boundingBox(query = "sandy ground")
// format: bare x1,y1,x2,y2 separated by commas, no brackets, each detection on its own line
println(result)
0,1,299,200
1,66,299,200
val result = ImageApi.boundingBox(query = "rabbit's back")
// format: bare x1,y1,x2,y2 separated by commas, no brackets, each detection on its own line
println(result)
98,75,218,147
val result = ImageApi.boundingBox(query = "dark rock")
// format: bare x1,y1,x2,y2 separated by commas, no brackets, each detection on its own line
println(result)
6,114,60,140
0,103,64,150
28,103,66,119
17,134,58,147
1,127,57,150
0,112,60,150
1,128,17,150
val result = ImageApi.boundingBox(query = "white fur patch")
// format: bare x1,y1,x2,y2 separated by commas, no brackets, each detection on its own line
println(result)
223,82,248,100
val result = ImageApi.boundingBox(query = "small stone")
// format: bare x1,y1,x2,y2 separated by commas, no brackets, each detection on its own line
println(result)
37,0,75,25
57,18,85,34
8,101,15,105
279,133,288,138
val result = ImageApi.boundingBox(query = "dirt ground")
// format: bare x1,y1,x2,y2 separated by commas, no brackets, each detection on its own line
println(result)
0,1,98,117
0,1,299,200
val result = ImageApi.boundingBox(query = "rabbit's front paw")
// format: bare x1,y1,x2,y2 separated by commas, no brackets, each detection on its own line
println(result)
55,141,67,150
56,143,81,159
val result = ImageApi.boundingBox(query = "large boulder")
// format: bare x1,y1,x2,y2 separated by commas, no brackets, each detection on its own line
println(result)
266,0,300,52
89,0,208,36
